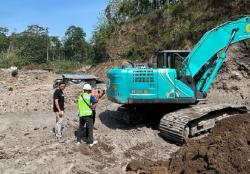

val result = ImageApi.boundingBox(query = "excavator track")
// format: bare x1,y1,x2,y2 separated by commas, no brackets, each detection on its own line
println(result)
159,103,247,144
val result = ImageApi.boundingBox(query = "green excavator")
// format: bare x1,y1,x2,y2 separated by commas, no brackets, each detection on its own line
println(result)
107,16,250,144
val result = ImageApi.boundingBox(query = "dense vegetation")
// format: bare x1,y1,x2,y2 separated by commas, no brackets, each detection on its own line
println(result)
0,25,93,72
0,0,249,72
93,0,249,61
92,0,181,62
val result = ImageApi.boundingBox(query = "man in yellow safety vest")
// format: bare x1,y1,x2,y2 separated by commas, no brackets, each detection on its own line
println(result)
77,83,97,147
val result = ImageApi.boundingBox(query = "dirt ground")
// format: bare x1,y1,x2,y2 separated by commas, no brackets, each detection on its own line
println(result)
0,42,249,174
0,69,178,174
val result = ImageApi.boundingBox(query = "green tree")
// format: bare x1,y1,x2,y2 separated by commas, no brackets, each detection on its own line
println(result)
15,25,49,64
64,25,89,62
50,36,62,60
105,0,121,24
0,27,9,53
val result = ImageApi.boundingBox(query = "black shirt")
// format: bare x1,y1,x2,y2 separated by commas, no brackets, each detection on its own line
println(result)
53,89,64,112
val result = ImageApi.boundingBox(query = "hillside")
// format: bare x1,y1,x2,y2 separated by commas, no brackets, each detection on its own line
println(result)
97,0,250,61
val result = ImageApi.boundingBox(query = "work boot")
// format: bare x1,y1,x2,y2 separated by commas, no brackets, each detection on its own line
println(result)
58,137,65,143
89,140,98,147
55,133,62,138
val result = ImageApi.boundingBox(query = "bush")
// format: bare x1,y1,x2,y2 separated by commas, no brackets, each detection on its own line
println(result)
39,60,83,73
0,52,89,73
0,53,20,68
0,52,31,68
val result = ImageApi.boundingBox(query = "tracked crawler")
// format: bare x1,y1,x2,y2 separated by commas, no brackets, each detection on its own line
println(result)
159,104,247,144
107,17,250,144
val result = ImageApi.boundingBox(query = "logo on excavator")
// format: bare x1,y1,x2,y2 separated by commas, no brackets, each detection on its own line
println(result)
246,24,250,32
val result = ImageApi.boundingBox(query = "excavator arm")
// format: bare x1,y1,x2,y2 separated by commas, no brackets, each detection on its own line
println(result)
181,16,250,93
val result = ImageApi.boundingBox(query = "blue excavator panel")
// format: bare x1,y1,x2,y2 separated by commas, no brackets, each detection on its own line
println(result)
107,67,196,104
127,68,158,100
107,67,128,104
157,69,177,99
158,69,195,99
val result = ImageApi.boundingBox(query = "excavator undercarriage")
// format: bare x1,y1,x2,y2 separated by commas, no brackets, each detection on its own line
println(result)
117,103,247,144
159,103,247,144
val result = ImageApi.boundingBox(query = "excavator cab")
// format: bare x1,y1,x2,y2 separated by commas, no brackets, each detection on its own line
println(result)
157,50,190,69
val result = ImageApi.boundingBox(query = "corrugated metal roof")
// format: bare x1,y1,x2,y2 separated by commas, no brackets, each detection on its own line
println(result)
62,74,98,80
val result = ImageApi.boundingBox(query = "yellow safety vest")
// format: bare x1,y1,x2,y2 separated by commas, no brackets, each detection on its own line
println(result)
78,92,93,117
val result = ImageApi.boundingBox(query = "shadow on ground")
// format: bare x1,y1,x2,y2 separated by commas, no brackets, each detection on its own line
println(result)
99,104,191,132
99,110,146,130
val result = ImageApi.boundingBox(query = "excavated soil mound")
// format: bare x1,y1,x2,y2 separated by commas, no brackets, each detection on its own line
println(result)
126,160,168,174
126,114,250,174
168,113,250,174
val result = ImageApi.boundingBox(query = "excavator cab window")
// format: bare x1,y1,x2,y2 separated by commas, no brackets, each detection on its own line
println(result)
157,52,174,68
157,53,165,68
157,51,189,69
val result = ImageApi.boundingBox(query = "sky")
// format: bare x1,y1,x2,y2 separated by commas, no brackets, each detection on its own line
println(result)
0,0,109,40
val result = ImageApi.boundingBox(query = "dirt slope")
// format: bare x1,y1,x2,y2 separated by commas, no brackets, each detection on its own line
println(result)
207,41,250,109
88,59,126,81
0,70,57,113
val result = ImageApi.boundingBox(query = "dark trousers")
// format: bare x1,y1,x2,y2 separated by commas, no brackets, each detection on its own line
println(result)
79,116,93,144
92,110,96,125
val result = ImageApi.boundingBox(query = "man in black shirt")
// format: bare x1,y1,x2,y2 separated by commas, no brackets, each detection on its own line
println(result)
53,82,66,142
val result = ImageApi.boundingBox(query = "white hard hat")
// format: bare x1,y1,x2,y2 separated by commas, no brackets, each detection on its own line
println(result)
83,83,92,91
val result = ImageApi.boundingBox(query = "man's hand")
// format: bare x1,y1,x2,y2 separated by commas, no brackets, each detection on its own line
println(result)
59,111,64,116
92,104,97,110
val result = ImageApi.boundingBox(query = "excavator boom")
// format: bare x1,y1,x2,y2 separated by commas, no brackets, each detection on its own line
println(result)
181,16,250,92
